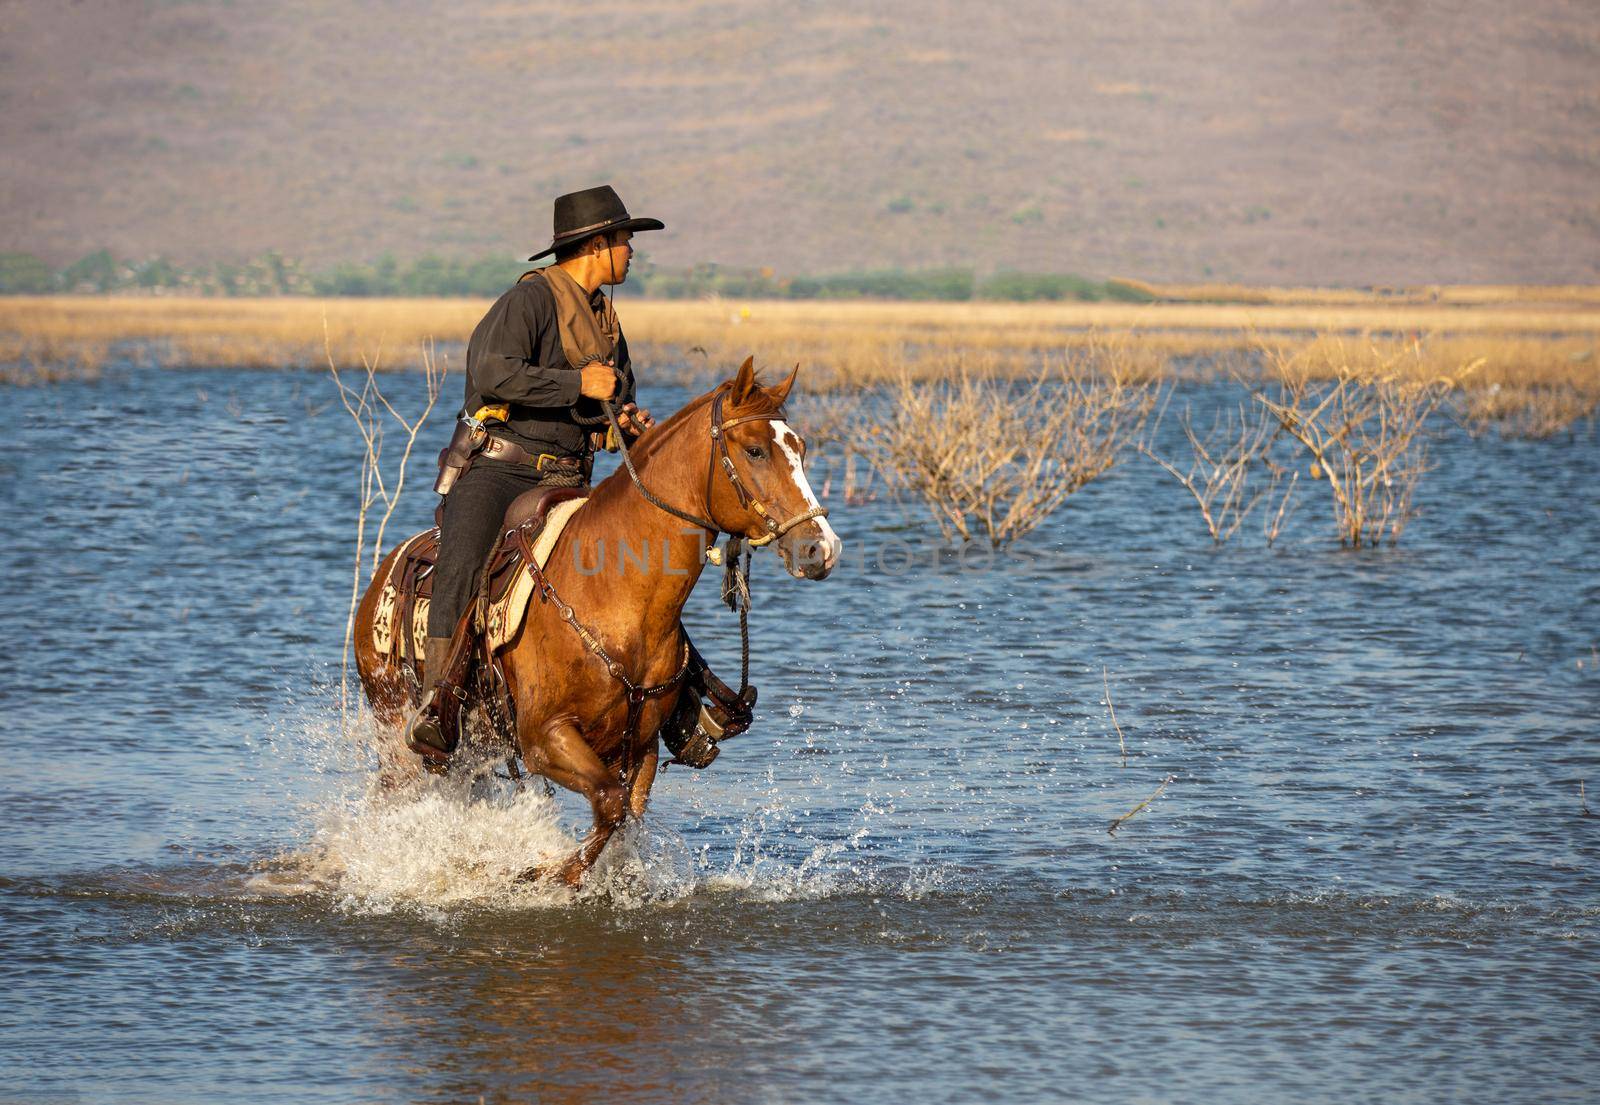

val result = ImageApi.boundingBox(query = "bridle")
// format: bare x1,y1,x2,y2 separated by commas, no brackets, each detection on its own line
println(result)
601,388,829,548
707,391,830,546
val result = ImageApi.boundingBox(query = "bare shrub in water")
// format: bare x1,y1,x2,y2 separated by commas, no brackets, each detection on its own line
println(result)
873,353,1157,546
789,390,884,505
326,326,446,725
1455,381,1598,440
1139,401,1297,544
1251,345,1462,547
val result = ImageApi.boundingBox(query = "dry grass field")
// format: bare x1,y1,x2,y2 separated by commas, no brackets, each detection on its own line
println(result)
3,291,1595,401
0,296,490,376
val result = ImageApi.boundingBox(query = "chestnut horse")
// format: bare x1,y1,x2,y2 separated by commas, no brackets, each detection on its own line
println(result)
352,359,842,884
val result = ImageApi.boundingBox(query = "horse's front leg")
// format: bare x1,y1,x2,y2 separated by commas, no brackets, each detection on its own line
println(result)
520,715,626,887
628,738,660,818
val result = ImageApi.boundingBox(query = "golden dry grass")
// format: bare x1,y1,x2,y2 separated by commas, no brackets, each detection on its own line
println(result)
0,296,488,377
2,294,1596,420
619,298,1600,392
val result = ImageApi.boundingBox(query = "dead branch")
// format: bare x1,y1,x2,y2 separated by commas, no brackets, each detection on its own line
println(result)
368,338,444,573
1261,469,1299,547
1139,401,1287,543
325,317,448,731
1107,775,1175,836
1103,664,1127,767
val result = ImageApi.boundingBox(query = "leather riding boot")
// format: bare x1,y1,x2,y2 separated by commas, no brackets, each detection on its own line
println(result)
404,635,455,761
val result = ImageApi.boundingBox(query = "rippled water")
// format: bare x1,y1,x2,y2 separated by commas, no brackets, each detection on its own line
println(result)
2,364,1596,1103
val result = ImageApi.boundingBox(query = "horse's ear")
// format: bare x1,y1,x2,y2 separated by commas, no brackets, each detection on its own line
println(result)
731,356,757,404
769,362,800,405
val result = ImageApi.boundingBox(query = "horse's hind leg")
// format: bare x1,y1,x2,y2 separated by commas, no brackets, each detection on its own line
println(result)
358,669,425,791
519,716,627,886
353,544,427,790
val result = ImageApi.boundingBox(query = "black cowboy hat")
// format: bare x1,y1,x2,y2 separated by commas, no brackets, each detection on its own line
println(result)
527,185,665,261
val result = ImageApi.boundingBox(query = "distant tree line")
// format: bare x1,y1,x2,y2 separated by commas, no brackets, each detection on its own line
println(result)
0,249,517,298
0,249,1152,303
640,264,1149,302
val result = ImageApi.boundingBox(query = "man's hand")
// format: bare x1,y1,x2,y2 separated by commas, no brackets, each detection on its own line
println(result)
617,402,655,437
580,361,618,400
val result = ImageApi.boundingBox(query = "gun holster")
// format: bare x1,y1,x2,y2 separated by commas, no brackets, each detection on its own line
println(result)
660,638,757,769
434,417,488,496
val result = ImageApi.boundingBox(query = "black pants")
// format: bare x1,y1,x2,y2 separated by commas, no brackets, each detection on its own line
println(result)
427,462,559,639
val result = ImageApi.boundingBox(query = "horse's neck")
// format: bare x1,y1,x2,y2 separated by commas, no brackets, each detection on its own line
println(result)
557,441,712,641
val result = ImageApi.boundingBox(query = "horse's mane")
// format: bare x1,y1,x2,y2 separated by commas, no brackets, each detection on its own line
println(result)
622,375,785,468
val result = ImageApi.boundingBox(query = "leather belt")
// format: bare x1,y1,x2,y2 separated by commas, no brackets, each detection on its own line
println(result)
480,436,585,471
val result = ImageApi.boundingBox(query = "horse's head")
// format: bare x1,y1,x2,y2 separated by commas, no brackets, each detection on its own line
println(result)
708,357,843,579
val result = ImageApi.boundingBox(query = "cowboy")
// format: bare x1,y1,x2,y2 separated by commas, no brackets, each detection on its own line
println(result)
406,184,665,757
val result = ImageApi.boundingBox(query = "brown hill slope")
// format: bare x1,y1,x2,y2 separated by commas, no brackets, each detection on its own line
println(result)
2,0,1596,284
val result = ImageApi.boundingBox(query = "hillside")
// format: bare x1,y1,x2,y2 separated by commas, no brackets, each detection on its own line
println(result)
2,0,1597,285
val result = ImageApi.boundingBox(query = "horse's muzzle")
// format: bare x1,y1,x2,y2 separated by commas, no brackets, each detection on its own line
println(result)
777,518,842,580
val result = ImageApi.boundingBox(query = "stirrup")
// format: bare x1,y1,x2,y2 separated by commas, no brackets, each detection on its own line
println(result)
404,698,453,774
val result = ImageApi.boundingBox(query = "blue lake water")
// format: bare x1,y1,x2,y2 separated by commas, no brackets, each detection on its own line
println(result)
1,363,1596,1104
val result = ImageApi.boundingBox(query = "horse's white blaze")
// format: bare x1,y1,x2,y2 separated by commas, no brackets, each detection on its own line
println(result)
773,420,842,570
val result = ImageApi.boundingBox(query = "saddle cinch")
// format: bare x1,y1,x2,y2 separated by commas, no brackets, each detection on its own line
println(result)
370,487,754,769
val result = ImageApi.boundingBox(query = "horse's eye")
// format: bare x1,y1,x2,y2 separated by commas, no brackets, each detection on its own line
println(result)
745,445,767,460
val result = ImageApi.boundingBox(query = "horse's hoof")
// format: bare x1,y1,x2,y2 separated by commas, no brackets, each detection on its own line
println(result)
516,858,585,887
515,861,558,885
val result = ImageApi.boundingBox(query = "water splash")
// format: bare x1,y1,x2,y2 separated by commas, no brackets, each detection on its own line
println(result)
286,784,576,909
240,679,958,913
255,771,954,914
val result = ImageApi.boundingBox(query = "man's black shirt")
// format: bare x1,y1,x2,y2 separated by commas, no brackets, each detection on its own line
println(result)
460,276,636,462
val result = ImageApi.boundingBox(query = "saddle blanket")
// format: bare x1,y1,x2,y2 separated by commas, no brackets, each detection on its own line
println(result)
371,496,587,658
